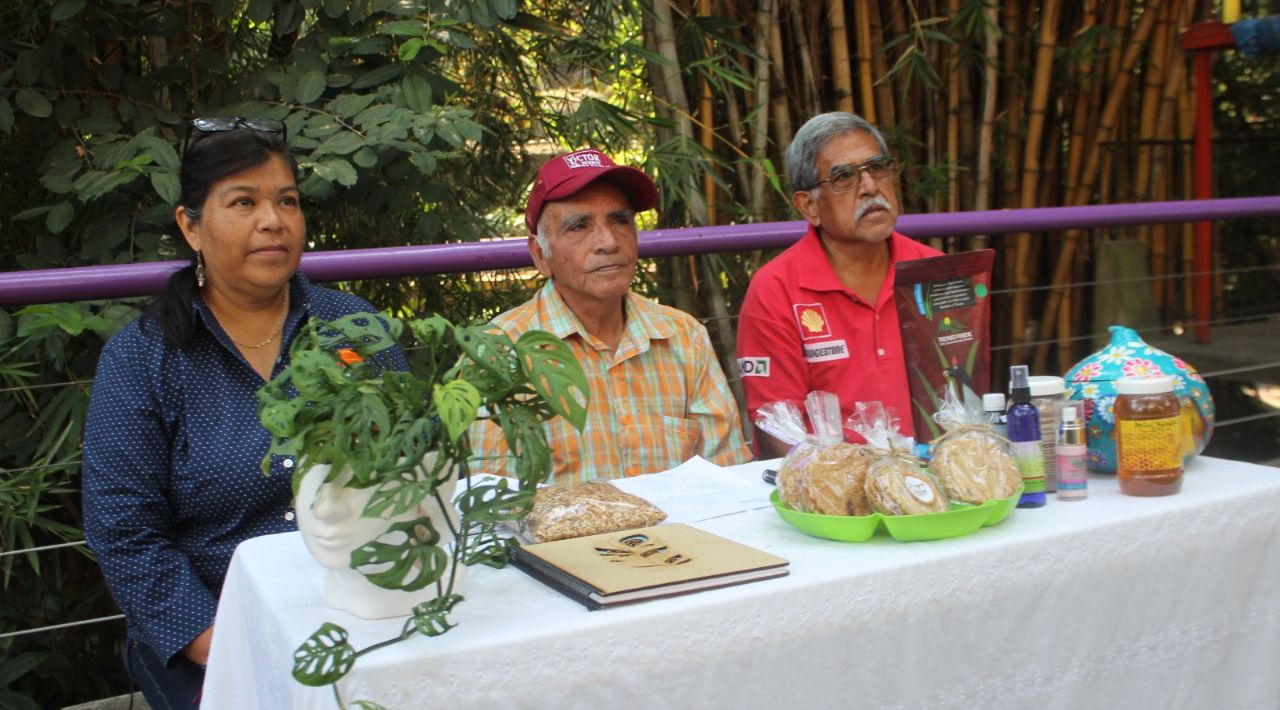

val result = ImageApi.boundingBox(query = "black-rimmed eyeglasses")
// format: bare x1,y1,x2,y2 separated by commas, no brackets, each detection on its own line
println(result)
812,155,896,192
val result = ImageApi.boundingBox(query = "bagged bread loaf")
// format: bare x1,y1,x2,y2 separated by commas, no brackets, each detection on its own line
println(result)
928,380,1021,504
756,392,873,516
522,481,666,542
848,401,948,515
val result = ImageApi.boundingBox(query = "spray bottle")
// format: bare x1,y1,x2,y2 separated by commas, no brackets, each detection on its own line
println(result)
1008,365,1046,508
1056,406,1088,500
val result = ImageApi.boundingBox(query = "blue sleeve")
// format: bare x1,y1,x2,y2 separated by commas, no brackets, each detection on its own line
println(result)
81,339,217,665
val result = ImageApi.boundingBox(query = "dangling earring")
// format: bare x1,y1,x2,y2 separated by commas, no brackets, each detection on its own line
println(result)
195,251,206,288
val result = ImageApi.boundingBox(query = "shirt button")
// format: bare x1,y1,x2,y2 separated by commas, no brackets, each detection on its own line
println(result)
282,457,294,469
877,348,886,357
284,511,295,522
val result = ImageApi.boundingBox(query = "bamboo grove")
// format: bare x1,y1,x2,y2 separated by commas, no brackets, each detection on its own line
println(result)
638,0,1269,385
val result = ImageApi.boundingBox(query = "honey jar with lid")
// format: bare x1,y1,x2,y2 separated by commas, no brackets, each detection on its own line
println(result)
1114,376,1183,496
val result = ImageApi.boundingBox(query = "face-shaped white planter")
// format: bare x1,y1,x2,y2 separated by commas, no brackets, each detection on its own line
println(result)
295,459,466,619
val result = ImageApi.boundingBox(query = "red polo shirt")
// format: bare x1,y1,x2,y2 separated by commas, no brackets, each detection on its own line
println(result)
736,226,942,444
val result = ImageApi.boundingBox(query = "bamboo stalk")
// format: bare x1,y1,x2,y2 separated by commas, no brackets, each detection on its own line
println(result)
830,0,854,112
972,1,998,249
700,0,717,226
855,0,877,123
1032,0,1166,369
1009,0,1061,365
788,0,821,116
946,0,960,214
749,0,775,218
869,0,896,128
769,19,793,154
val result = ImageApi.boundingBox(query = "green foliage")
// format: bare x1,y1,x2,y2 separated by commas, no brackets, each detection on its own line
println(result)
264,312,587,705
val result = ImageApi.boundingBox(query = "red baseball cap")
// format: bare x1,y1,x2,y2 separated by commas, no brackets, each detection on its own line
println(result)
524,149,659,234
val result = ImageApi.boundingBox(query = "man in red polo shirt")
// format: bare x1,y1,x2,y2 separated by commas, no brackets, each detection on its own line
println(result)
737,112,942,457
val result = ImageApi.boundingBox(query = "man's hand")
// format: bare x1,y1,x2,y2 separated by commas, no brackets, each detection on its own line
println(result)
182,625,214,667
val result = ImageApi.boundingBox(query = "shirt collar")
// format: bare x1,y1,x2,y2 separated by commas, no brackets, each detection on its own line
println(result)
536,280,677,348
192,271,312,348
795,225,911,293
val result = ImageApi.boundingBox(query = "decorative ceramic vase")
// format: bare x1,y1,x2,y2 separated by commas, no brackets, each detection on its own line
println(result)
1063,325,1215,473
295,457,465,619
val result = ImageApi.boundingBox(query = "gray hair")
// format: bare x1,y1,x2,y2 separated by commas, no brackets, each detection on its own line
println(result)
785,112,890,192
534,214,551,258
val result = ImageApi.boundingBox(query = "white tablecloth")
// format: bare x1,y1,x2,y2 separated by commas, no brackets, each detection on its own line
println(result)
203,457,1280,709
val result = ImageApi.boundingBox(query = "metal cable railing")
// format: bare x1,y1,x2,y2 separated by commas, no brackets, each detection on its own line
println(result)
3,198,1279,640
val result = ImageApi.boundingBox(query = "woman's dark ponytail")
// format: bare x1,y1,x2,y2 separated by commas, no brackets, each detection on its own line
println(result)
141,262,199,348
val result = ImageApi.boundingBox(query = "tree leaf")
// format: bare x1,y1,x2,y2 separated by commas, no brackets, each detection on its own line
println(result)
352,146,377,168
351,64,404,89
291,623,356,687
315,130,364,156
410,593,462,636
45,202,74,234
150,171,180,204
316,158,358,186
295,70,328,104
401,75,432,112
327,93,376,119
350,516,449,591
51,0,87,22
15,89,52,118
514,330,589,431
398,38,425,62
432,380,480,443
0,98,13,132
378,19,424,36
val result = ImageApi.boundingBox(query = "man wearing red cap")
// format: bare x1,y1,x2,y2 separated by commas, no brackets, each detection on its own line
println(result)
472,149,751,481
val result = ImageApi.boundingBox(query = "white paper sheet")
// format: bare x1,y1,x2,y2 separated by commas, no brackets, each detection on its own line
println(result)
608,455,774,523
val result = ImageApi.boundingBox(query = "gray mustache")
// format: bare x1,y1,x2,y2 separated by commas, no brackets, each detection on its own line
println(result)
855,196,892,221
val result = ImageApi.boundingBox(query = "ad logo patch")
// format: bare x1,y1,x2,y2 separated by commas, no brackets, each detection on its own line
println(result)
737,357,771,378
803,339,849,363
793,302,832,340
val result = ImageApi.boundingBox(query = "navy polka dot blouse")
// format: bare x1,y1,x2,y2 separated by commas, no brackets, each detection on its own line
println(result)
82,272,408,665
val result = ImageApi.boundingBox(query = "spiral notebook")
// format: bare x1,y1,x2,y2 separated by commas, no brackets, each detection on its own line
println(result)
509,523,789,610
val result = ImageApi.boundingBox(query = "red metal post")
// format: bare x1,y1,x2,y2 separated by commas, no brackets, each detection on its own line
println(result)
1193,51,1214,345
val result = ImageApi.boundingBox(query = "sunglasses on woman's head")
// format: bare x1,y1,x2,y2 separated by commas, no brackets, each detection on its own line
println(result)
185,117,288,152
190,116,285,134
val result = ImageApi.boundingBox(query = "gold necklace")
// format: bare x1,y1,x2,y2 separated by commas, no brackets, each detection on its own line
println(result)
219,290,290,350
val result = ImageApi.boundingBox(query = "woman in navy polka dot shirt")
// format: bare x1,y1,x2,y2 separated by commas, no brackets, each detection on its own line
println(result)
81,119,406,708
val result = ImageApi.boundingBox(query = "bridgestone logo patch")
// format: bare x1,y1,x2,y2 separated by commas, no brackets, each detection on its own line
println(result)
737,357,770,377
803,339,849,363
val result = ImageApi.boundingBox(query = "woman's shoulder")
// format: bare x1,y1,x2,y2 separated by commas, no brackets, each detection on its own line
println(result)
303,283,383,319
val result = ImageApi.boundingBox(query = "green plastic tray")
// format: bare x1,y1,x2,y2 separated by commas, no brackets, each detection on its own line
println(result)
983,485,1024,527
769,490,881,542
880,500,996,541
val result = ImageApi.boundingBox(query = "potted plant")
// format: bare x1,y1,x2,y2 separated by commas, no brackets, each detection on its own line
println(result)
256,311,588,705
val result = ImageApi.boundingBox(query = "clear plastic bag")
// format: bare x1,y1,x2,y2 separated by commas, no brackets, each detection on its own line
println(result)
522,481,667,542
848,401,948,515
928,381,1022,504
756,392,872,516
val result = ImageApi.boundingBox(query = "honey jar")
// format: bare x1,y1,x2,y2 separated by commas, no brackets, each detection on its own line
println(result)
1114,376,1183,496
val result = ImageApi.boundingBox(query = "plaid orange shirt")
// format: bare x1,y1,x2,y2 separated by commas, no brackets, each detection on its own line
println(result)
470,280,751,482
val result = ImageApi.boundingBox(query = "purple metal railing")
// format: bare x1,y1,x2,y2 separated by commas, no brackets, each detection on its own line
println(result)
2,196,1279,307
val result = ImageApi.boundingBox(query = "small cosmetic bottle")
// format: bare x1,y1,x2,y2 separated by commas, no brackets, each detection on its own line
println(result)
1055,406,1088,501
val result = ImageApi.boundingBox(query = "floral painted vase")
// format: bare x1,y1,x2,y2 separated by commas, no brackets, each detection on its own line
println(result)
1063,325,1215,473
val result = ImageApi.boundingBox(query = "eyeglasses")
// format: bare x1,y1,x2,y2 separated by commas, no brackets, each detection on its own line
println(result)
190,116,285,135
812,155,896,192
185,116,286,154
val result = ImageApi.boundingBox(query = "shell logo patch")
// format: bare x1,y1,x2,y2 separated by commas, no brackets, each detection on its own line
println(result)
793,302,832,340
